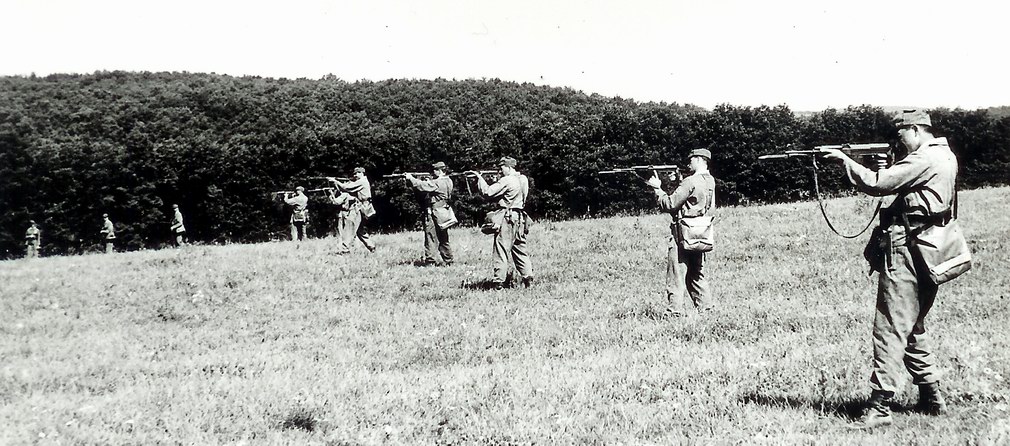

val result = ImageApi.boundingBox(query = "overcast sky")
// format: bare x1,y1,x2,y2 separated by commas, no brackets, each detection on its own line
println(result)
2,0,1007,111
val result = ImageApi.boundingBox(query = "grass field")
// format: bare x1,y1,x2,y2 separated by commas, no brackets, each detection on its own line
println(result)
2,187,1008,445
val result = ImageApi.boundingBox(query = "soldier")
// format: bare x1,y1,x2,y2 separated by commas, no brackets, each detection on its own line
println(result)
25,220,41,259
823,110,959,428
325,188,354,254
405,161,455,266
100,213,116,253
328,167,376,253
171,204,187,247
644,149,716,317
467,156,533,290
283,186,309,241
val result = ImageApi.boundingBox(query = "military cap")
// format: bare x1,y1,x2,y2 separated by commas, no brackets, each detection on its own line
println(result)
296,186,305,192
353,166,366,174
497,156,517,167
432,161,448,170
893,109,932,127
689,148,712,160
102,213,109,218
29,220,36,225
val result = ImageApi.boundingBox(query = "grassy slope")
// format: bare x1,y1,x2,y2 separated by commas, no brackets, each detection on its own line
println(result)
1,187,1008,445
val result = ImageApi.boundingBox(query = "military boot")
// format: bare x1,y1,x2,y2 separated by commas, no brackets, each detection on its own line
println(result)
915,382,948,415
852,391,893,429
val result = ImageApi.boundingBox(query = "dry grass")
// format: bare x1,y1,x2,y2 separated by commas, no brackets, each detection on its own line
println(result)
1,187,1008,445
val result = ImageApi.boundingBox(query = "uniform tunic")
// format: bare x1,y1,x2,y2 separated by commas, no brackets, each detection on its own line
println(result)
477,172,532,284
335,177,376,252
284,192,309,241
408,175,455,264
101,218,116,253
840,137,957,395
656,170,716,312
172,208,186,246
25,225,40,258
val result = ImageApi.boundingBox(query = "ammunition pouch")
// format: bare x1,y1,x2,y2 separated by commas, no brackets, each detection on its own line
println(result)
677,215,714,252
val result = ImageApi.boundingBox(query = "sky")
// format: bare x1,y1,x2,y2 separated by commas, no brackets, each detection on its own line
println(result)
2,0,1008,111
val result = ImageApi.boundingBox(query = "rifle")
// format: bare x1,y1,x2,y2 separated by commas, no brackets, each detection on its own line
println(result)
270,190,295,196
306,187,335,194
758,143,891,167
758,142,893,239
306,176,351,182
382,172,436,180
599,164,683,182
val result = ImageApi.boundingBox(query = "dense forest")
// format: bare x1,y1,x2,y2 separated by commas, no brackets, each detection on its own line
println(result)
2,71,1008,257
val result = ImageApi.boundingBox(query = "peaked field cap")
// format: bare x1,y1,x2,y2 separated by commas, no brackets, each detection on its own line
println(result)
296,186,305,191
432,161,447,170
689,148,712,160
893,109,932,127
103,213,109,218
498,156,517,167
353,166,366,174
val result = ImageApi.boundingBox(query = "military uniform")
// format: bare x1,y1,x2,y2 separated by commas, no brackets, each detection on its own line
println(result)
284,189,309,241
100,216,116,253
171,205,187,246
334,168,376,252
25,222,40,259
655,151,716,314
407,166,455,265
843,136,956,400
476,158,532,287
327,190,354,254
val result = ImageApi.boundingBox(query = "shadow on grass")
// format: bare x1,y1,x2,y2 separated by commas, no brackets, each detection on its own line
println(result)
461,278,503,291
739,392,867,420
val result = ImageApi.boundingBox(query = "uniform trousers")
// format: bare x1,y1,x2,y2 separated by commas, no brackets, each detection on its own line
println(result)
869,225,940,395
26,242,38,258
492,210,531,284
290,220,307,241
337,208,374,252
423,210,453,264
666,235,710,312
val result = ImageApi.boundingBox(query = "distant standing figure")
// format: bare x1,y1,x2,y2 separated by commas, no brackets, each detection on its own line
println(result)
284,186,310,241
405,161,455,266
171,204,187,247
644,148,716,317
328,167,376,253
467,156,533,290
25,220,41,258
100,213,116,253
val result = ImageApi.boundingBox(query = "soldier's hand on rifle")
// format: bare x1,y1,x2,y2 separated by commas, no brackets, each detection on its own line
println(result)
404,173,415,181
645,173,662,189
819,148,846,162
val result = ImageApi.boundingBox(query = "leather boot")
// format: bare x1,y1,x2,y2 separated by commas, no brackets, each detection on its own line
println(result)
915,382,948,415
852,390,893,429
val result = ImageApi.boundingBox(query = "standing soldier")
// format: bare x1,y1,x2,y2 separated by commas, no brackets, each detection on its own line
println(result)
325,188,354,254
467,156,533,290
405,161,455,266
100,213,116,253
644,148,716,317
25,220,41,259
283,186,309,241
823,110,963,429
171,204,187,247
328,167,376,253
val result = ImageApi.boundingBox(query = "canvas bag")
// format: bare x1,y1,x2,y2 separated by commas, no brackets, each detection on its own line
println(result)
907,190,971,285
432,205,458,229
677,177,715,252
481,209,506,235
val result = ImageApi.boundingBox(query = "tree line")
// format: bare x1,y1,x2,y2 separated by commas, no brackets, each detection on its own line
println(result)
1,71,1008,257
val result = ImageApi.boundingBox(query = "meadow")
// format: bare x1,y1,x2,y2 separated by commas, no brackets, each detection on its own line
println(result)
1,187,1008,445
